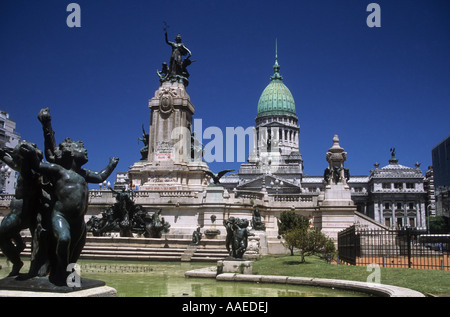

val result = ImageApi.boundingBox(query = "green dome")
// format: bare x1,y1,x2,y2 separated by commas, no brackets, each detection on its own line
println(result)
257,58,297,119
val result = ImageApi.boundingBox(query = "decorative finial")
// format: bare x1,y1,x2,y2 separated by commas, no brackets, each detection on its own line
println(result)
271,38,282,80
275,38,278,64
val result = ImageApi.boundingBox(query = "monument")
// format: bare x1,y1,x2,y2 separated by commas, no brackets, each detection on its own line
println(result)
318,135,356,241
128,29,210,192
0,108,118,295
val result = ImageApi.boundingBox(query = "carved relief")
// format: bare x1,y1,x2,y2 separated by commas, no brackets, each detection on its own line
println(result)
158,87,177,114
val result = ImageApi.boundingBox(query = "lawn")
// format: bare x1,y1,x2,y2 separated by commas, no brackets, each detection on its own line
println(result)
252,254,450,296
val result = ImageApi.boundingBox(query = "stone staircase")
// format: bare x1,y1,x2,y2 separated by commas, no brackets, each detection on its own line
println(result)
1,235,229,262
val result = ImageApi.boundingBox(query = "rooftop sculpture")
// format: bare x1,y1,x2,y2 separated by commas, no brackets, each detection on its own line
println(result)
157,23,193,86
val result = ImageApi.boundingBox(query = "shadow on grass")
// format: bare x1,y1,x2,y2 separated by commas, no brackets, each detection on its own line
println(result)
283,260,309,265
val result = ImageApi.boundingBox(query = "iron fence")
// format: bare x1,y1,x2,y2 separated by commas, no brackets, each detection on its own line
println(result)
337,225,450,271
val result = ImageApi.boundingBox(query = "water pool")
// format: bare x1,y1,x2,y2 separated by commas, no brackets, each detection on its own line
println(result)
0,259,368,297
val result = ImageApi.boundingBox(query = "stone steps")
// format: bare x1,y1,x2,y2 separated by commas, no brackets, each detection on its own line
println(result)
2,235,229,262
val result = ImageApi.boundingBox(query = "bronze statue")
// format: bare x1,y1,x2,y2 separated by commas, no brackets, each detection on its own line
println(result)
109,188,134,237
139,125,149,161
205,169,234,185
252,209,266,231
148,209,171,238
223,217,236,256
223,217,254,259
1,107,119,286
0,141,46,277
23,138,119,285
165,32,191,77
191,227,202,245
232,219,254,259
158,26,193,86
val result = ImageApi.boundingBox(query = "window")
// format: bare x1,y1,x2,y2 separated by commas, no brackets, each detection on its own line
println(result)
409,218,415,227
396,203,402,209
384,203,390,210
394,182,403,189
397,218,403,228
406,183,415,189
385,218,391,227
382,183,391,189
408,203,414,210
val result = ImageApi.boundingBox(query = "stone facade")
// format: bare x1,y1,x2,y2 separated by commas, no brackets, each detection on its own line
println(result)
0,111,20,194
0,50,431,258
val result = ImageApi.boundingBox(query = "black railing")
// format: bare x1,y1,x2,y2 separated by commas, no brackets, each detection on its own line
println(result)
338,225,450,271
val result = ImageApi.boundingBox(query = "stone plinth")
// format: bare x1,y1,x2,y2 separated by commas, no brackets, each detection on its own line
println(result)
128,80,210,192
322,184,353,206
217,260,253,275
0,276,117,297
204,185,227,203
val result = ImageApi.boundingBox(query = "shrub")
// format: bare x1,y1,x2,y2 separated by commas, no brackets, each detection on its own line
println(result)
282,227,336,263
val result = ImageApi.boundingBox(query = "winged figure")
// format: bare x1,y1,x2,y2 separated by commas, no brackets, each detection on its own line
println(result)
205,169,234,185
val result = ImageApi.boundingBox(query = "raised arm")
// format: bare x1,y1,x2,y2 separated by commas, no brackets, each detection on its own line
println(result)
84,157,119,184
38,108,58,163
165,32,171,46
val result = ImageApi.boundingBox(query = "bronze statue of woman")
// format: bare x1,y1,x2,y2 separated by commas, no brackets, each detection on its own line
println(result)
165,32,191,77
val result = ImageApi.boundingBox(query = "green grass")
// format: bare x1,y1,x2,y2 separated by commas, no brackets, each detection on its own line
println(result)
252,254,450,296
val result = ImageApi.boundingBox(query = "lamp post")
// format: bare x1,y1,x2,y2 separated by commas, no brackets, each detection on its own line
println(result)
0,165,12,194
270,179,283,198
426,204,431,234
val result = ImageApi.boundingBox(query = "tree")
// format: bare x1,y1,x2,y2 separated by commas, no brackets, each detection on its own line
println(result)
428,216,450,234
282,228,301,256
282,227,336,263
320,237,337,264
277,210,310,235
277,211,310,255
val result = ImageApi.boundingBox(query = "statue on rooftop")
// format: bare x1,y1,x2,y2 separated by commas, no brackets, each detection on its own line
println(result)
157,24,193,86
139,125,149,161
205,169,234,185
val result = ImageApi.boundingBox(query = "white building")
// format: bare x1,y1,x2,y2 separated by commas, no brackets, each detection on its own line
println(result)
0,111,20,194
222,56,428,230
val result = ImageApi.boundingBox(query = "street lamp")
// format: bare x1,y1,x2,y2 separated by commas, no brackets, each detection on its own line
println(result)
0,165,12,194
426,204,432,234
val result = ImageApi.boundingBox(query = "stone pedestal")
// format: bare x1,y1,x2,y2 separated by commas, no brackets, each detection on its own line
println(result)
217,260,253,275
0,276,117,297
128,81,210,191
318,135,356,241
322,184,352,205
204,185,227,203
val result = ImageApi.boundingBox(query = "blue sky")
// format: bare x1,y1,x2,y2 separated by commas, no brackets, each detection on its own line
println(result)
1,0,449,188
